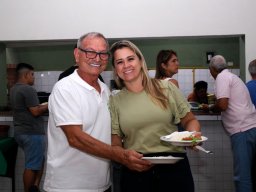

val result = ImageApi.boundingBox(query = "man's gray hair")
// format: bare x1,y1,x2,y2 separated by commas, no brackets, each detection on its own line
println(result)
209,55,228,72
77,32,109,50
248,59,256,76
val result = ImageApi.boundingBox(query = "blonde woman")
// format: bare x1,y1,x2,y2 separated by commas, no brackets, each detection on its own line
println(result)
109,40,200,192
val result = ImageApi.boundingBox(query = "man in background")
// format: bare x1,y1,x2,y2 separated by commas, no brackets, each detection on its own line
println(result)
209,55,256,192
246,59,256,192
10,63,48,192
187,80,209,104
246,59,256,107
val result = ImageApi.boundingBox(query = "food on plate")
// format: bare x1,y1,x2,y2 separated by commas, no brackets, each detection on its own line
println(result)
161,131,207,146
182,135,201,141
182,132,202,142
160,131,207,146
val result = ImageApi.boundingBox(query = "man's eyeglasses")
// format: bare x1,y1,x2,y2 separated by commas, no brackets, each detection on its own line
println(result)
78,47,110,61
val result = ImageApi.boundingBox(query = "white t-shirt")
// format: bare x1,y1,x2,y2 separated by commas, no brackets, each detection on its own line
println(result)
215,69,256,135
44,70,111,192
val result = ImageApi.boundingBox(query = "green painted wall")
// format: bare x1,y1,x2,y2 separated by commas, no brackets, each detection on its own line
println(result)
128,37,240,69
1,36,243,107
8,36,240,71
13,45,76,71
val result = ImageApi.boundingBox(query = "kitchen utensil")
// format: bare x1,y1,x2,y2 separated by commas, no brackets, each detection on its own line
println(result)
195,145,213,154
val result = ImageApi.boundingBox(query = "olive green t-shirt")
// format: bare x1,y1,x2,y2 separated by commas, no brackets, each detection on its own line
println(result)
109,80,191,154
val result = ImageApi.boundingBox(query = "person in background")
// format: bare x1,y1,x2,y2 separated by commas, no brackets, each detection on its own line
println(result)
43,32,151,192
58,63,78,80
155,49,185,131
58,45,105,82
155,49,179,87
109,40,201,192
246,59,256,192
10,63,48,192
187,80,209,104
246,59,256,107
208,55,256,192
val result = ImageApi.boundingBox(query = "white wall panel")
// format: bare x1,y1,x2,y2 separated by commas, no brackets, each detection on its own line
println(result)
0,0,255,80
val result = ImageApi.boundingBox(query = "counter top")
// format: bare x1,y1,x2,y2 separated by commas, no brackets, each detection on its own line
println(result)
0,111,13,116
0,110,221,121
0,110,220,116
191,110,221,120
0,111,48,122
191,110,220,116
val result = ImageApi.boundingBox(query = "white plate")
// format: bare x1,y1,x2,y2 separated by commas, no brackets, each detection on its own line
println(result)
142,156,183,164
160,131,208,146
188,101,200,110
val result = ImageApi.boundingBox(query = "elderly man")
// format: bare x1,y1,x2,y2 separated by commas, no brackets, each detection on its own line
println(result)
43,32,151,192
57,45,105,82
209,55,256,192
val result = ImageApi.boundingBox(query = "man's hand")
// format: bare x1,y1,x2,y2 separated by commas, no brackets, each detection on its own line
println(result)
200,104,209,111
121,149,152,172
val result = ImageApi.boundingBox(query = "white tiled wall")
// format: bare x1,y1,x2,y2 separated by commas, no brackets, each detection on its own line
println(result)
177,69,194,97
149,68,239,98
33,70,114,93
32,69,240,98
33,71,62,93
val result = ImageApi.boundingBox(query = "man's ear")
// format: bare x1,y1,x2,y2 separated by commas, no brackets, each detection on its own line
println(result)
161,63,167,70
74,48,79,63
23,71,30,79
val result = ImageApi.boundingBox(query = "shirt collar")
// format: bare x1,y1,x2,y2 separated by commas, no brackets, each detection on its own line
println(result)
71,70,108,95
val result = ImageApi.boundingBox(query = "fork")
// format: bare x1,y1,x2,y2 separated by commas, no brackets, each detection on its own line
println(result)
195,146,213,154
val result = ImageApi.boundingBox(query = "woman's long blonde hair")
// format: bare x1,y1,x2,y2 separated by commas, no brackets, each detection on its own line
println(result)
110,40,169,109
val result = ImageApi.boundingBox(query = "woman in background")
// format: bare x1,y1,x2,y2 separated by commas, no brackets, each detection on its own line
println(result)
155,49,184,131
155,49,179,87
109,40,201,192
